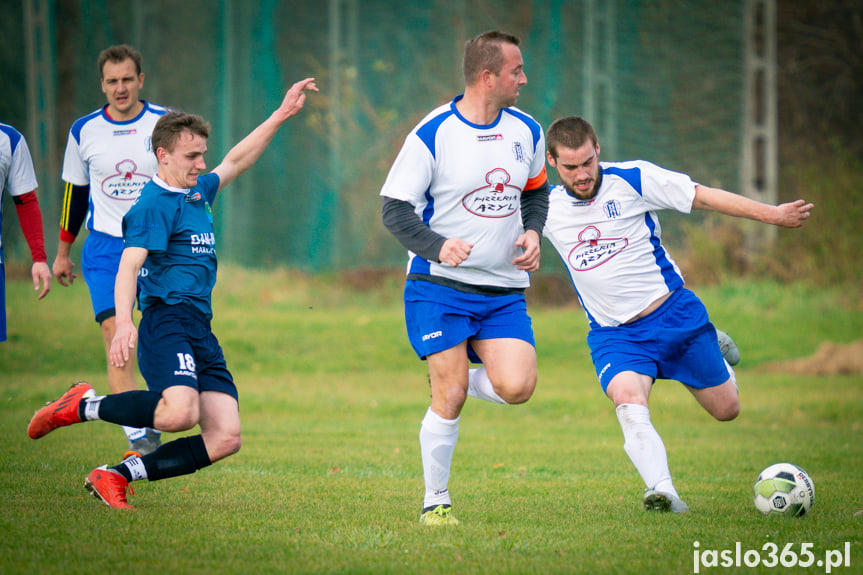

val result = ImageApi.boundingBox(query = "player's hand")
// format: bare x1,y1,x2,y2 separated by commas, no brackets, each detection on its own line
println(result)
31,261,52,300
277,78,319,120
52,254,77,287
772,199,814,228
109,321,138,367
438,238,473,267
512,230,541,272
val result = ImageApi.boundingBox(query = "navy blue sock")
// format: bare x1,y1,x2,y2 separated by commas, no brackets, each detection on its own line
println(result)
110,462,134,482
79,390,161,428
139,435,211,481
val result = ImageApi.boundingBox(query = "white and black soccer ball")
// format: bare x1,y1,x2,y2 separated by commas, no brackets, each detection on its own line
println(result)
753,463,815,517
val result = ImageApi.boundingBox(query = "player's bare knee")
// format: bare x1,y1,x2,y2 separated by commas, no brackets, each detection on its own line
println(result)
207,432,242,462
221,433,242,457
493,371,536,404
155,408,199,432
713,400,740,422
499,381,535,404
439,386,468,411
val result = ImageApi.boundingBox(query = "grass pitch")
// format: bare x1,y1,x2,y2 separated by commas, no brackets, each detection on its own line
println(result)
1,267,861,574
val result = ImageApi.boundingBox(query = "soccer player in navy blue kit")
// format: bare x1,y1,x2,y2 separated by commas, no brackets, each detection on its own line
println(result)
28,77,318,508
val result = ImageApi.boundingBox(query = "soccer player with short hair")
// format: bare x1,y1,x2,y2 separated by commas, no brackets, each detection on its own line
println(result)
542,116,813,513
0,122,52,341
52,44,168,458
28,78,318,509
380,30,549,525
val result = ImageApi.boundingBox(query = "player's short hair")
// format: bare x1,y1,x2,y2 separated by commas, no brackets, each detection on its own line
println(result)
546,116,599,158
152,111,211,154
463,30,521,85
98,44,144,77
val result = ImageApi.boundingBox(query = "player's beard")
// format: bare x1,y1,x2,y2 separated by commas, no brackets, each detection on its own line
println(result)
564,179,598,200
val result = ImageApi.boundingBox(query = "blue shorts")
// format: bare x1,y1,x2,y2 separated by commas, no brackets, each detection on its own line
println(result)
0,263,6,342
81,230,125,323
404,280,534,362
137,302,238,400
587,288,730,394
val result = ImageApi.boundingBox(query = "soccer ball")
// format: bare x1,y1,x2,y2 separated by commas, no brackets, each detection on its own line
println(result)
753,463,815,517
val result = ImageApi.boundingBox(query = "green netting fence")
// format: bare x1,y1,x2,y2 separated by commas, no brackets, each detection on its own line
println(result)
1,0,746,271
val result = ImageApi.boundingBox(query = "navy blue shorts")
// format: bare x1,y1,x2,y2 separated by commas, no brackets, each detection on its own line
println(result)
404,280,534,362
137,302,237,400
81,230,125,323
587,288,730,393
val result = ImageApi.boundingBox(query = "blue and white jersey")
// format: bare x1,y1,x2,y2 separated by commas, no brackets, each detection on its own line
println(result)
122,173,220,319
380,95,547,289
0,123,39,262
61,101,168,238
543,160,696,328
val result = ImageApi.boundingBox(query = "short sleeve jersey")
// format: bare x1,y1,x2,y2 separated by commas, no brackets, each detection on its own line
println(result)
0,123,39,261
543,160,696,328
62,101,168,238
380,95,548,289
122,173,220,319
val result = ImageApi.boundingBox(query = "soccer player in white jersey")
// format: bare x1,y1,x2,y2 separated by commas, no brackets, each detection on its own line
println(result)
380,30,549,525
51,45,167,459
0,122,52,342
542,116,813,513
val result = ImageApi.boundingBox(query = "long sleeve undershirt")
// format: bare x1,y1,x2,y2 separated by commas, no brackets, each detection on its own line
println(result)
381,182,549,262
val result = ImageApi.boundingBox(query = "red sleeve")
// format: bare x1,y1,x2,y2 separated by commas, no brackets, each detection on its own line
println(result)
12,191,47,262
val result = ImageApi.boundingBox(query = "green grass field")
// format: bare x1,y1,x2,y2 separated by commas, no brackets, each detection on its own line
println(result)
1,267,861,574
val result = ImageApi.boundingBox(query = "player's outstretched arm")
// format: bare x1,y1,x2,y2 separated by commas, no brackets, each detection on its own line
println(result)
692,184,814,228
213,77,318,190
109,246,148,367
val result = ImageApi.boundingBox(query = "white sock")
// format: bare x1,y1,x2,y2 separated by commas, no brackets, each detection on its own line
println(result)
120,456,148,481
419,407,459,508
725,359,738,390
615,403,677,496
124,426,148,442
82,395,106,421
467,366,507,404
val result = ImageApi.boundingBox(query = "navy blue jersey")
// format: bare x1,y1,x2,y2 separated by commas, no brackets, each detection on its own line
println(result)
122,173,220,318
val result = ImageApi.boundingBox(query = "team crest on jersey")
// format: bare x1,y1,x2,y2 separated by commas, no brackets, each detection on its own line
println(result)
604,199,622,219
567,226,628,271
462,168,519,218
101,159,150,201
512,141,525,164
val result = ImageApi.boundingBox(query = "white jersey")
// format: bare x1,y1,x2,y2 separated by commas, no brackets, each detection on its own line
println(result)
61,101,167,238
543,160,696,327
380,95,547,289
0,123,39,261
